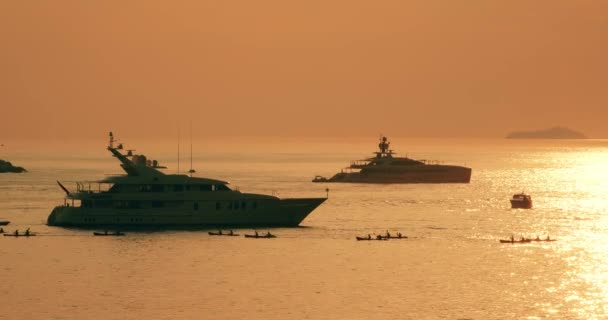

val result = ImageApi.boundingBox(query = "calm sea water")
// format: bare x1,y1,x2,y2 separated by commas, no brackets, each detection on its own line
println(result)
2,138,608,319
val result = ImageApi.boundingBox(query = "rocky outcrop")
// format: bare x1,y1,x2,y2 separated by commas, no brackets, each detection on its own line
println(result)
506,127,587,139
0,159,26,173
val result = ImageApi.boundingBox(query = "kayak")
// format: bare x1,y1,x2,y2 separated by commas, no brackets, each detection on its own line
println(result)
93,232,125,236
208,231,240,236
379,235,408,239
356,236,387,241
499,239,531,243
244,234,276,238
0,221,9,226
3,233,36,237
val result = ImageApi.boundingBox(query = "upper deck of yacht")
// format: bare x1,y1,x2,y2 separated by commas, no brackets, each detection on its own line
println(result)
59,132,241,198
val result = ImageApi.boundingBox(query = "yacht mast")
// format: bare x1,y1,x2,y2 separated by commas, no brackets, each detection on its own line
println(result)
188,122,196,177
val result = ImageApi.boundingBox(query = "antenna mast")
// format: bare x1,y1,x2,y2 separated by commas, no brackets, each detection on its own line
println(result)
177,128,180,174
109,131,114,148
188,121,196,177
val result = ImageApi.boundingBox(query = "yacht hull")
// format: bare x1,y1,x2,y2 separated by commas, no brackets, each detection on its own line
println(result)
317,165,472,184
47,198,326,228
510,200,532,209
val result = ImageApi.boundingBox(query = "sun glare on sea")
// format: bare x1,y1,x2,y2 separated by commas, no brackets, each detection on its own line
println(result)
547,149,608,317
547,149,608,212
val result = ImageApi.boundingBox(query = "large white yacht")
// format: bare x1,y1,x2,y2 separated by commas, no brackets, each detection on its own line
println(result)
47,133,326,228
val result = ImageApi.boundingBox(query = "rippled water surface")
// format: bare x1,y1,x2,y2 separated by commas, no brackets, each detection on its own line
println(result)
2,138,608,319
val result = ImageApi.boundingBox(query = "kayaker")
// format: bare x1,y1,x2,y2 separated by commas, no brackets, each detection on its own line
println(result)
25,228,30,236
229,230,234,236
376,234,382,240
14,229,19,236
254,230,259,237
386,230,391,238
0,227,3,233
367,234,371,240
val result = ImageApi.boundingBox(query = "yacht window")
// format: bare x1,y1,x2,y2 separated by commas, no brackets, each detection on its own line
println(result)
173,185,184,192
227,202,233,210
200,185,213,191
216,184,231,191
216,202,221,210
129,201,141,209
152,201,164,208
151,184,164,192
94,200,112,208
242,201,246,210
116,201,139,209
234,201,239,210
193,202,199,210
185,185,190,191
252,201,258,209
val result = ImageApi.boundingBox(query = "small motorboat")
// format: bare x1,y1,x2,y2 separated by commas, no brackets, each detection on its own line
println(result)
0,220,10,226
93,231,125,236
510,193,532,209
208,230,240,236
244,232,276,238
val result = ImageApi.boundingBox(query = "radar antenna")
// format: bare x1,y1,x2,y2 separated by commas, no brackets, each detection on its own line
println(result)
108,132,123,149
378,136,390,154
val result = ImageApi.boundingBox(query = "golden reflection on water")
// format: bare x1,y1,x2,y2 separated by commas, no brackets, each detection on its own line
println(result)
3,139,608,318
543,149,608,319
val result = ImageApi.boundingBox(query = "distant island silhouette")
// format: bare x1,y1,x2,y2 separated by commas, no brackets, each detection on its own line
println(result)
0,159,26,173
506,126,587,139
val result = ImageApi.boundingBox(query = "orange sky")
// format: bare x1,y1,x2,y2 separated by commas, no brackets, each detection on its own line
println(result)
1,0,607,141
